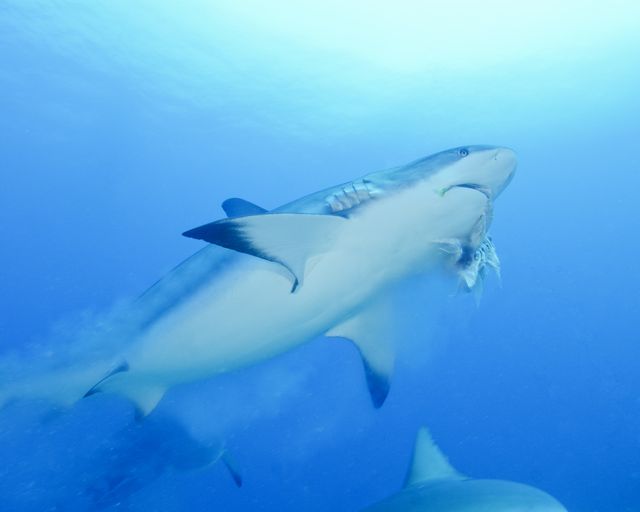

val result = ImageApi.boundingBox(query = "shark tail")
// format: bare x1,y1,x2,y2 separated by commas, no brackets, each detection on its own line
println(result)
0,361,116,411
0,358,166,419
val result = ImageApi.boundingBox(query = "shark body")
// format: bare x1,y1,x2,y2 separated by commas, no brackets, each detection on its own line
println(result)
363,427,568,512
1,146,516,415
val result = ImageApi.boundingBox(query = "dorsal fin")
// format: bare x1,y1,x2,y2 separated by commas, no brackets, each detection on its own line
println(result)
403,427,464,487
222,198,267,217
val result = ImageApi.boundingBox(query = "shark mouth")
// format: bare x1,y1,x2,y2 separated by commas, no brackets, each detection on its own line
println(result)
457,236,501,292
452,183,492,201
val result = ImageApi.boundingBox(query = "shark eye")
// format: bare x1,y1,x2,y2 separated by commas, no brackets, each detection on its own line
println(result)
459,148,469,157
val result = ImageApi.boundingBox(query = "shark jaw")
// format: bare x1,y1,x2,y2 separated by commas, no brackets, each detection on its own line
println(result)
422,147,515,293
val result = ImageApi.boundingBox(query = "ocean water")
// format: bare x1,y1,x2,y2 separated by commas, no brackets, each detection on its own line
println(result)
0,1,639,511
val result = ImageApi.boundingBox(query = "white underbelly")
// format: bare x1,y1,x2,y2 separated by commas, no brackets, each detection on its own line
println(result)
124,246,434,384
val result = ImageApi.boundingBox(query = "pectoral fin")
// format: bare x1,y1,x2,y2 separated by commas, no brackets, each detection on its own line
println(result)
183,213,346,291
326,301,395,408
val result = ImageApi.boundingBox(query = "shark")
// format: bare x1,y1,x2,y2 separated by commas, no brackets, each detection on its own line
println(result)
84,413,241,508
0,145,515,416
362,427,568,512
0,397,241,508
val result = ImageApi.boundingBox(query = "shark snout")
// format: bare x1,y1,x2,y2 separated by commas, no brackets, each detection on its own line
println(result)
485,147,517,199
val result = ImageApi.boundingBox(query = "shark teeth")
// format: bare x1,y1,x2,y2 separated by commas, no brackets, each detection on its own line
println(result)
458,236,501,292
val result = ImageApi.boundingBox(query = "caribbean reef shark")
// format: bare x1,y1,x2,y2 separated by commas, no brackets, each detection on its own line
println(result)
0,145,515,415
362,427,567,511
85,413,241,508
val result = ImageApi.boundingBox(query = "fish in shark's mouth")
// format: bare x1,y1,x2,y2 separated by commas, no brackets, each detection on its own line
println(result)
457,236,501,291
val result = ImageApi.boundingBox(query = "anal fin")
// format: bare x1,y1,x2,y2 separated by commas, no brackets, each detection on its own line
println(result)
127,385,166,419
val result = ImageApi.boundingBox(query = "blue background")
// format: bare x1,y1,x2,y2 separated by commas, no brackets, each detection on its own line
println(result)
1,1,639,510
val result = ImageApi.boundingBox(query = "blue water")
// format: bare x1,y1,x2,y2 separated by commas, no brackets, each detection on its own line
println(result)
1,1,639,510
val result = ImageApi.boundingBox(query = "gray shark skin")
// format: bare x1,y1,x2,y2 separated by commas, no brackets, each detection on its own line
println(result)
362,428,568,512
0,146,516,415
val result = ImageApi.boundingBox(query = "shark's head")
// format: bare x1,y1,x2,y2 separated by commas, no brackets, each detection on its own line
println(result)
432,145,516,200
362,146,516,287
370,145,517,202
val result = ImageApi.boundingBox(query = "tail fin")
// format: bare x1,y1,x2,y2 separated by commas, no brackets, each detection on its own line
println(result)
0,362,114,411
1,358,168,420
